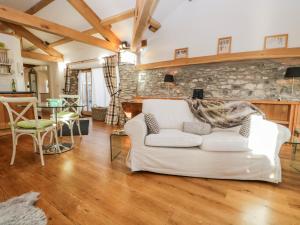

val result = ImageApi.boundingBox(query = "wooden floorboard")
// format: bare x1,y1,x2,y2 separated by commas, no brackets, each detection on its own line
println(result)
0,120,299,225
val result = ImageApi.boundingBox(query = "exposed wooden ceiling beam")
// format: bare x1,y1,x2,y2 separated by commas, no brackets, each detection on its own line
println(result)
49,28,95,47
22,50,63,62
48,9,135,48
131,0,158,51
67,0,120,45
5,22,63,57
101,8,135,26
0,4,118,52
26,0,54,15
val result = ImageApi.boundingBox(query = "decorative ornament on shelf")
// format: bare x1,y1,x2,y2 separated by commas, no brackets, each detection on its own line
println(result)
174,48,188,59
11,79,16,92
217,36,232,55
264,34,288,50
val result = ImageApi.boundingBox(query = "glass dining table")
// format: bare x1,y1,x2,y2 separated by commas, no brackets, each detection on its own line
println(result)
37,102,85,154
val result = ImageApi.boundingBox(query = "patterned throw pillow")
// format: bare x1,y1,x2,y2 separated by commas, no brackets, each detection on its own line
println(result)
144,113,160,134
239,116,251,137
240,114,265,137
183,121,212,135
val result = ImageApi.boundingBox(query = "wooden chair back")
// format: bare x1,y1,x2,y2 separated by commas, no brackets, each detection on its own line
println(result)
0,97,39,130
59,94,81,115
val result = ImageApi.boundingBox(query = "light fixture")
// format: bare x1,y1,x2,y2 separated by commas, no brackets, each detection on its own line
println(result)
164,74,175,97
285,67,300,78
284,67,300,94
139,40,147,52
119,41,129,50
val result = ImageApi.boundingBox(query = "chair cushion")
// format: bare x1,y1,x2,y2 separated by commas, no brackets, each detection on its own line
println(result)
17,119,54,129
145,129,203,147
142,100,195,130
201,131,251,152
56,111,78,118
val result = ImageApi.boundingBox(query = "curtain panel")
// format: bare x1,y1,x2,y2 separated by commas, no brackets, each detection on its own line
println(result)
103,55,125,125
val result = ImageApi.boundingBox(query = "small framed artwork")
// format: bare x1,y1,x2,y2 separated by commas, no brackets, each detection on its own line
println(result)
217,36,232,54
174,48,188,59
264,34,288,50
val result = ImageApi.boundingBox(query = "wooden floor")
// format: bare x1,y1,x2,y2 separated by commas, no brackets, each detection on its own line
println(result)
0,120,300,225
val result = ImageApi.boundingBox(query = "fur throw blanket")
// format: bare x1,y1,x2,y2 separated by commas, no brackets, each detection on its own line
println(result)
185,99,265,128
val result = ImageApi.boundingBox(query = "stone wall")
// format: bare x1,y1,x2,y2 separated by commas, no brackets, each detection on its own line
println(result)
66,69,79,95
119,63,138,102
119,58,300,101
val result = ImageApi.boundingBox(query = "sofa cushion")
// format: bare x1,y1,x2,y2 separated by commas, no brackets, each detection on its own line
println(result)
183,121,211,135
145,113,160,134
201,131,251,152
142,100,195,129
145,129,203,147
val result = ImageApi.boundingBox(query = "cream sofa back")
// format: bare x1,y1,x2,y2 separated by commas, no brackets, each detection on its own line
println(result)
142,99,195,129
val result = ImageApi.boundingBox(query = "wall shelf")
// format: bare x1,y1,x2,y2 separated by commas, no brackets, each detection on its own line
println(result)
137,47,300,70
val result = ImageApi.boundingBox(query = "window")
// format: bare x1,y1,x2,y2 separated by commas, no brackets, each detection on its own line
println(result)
78,68,110,113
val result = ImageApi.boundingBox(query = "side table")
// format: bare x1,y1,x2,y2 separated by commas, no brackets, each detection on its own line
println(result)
110,129,128,161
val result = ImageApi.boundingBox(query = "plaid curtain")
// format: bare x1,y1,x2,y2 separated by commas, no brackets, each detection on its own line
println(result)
103,55,125,125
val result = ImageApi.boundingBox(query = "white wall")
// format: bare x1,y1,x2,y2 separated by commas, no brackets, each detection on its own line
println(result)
0,33,25,91
48,62,65,98
141,0,300,64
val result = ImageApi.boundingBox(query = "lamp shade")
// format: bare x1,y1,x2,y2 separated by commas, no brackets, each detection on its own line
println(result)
164,74,174,83
285,67,300,78
192,89,204,99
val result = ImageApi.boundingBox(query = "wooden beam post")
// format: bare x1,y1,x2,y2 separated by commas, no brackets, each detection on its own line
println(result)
48,9,135,48
22,50,63,62
131,0,158,51
67,0,120,45
0,4,119,52
5,22,63,57
26,0,54,15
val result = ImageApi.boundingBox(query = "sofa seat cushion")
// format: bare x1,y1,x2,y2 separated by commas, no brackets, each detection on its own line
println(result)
201,131,251,152
145,129,203,147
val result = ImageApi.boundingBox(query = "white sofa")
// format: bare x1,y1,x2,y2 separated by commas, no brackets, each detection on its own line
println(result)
124,99,291,183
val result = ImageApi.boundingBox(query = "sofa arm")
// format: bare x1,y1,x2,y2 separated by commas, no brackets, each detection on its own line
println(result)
124,113,147,148
248,117,291,155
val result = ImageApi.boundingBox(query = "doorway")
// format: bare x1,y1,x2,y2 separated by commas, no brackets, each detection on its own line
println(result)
78,70,92,114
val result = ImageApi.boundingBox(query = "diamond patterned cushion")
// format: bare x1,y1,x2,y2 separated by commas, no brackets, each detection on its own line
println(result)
239,116,251,137
17,119,54,129
144,113,160,134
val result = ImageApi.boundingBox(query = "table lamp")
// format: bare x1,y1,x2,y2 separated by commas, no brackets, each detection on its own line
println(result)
285,67,300,94
164,74,175,97
192,89,204,99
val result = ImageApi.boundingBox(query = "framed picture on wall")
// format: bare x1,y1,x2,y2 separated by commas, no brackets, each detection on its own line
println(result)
217,36,232,54
264,34,288,50
174,48,188,59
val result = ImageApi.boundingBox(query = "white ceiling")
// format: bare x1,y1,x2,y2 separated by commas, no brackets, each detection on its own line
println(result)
0,0,183,63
